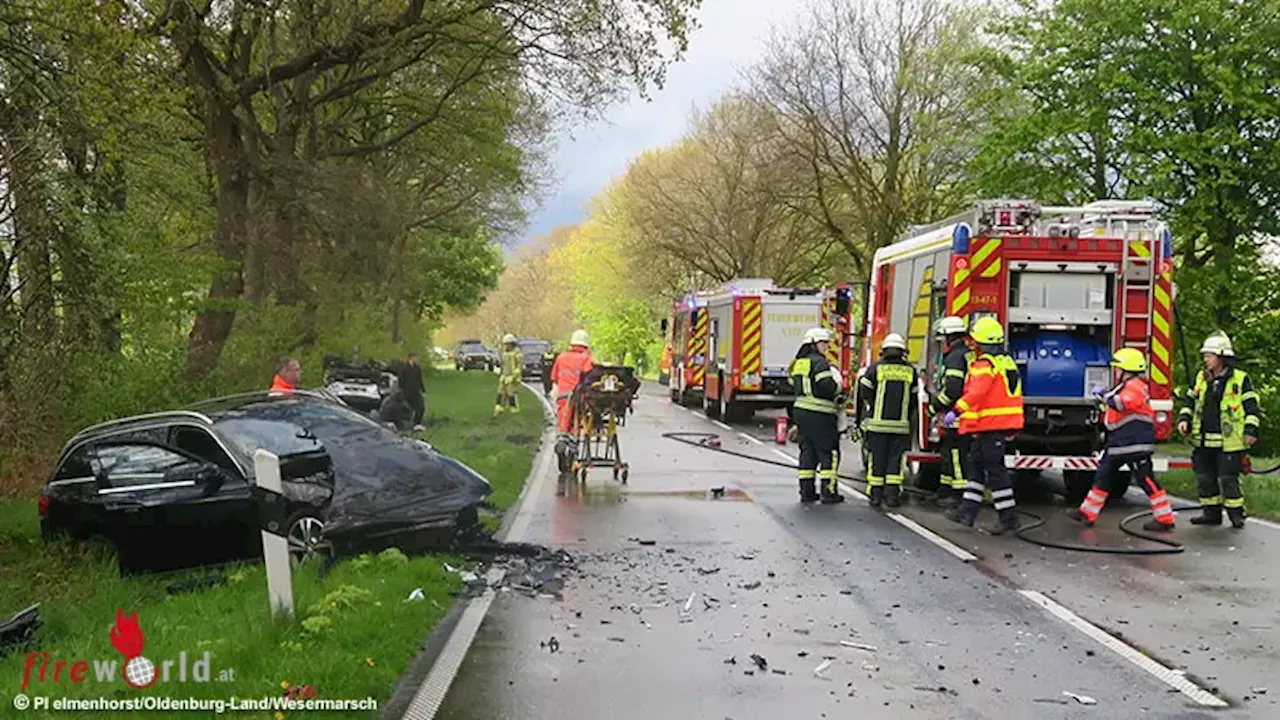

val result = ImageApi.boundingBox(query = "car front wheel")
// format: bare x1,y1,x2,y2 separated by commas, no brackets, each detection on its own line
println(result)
286,513,331,564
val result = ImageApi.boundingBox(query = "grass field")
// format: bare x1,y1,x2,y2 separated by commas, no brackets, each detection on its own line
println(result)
0,371,543,718
1157,442,1280,521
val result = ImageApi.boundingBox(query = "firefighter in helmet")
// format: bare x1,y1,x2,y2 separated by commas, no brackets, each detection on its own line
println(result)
1177,331,1260,529
856,333,917,508
930,316,973,509
790,327,845,504
1067,348,1176,531
944,316,1024,534
494,333,523,418
541,343,559,397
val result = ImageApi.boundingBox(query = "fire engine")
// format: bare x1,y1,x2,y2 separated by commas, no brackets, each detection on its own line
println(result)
859,199,1189,503
665,279,856,421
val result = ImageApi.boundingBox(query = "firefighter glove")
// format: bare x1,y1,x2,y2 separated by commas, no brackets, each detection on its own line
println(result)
943,410,959,428
1090,384,1107,399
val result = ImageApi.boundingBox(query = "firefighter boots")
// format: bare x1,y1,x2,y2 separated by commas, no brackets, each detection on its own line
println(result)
1064,507,1094,527
867,485,885,508
988,510,1021,536
934,487,958,510
799,480,819,504
820,488,845,504
1227,507,1246,529
884,485,902,508
1143,518,1175,532
1190,506,1223,526
944,505,976,527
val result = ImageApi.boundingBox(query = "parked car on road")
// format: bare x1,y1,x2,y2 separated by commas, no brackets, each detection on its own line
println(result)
39,391,492,573
517,338,553,379
453,339,498,371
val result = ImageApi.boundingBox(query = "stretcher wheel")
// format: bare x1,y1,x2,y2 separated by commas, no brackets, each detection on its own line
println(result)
620,466,629,484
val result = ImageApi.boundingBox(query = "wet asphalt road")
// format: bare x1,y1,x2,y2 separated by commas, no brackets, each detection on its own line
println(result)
434,387,1280,719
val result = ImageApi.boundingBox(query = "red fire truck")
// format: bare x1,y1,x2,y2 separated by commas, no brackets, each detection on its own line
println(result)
665,279,856,421
859,200,1190,502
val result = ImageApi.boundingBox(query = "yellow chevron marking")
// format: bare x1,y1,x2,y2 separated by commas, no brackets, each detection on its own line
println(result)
1152,366,1169,385
1152,341,1170,364
907,267,935,363
951,287,970,314
1129,240,1152,259
1152,312,1170,336
971,237,1001,268
1154,284,1170,308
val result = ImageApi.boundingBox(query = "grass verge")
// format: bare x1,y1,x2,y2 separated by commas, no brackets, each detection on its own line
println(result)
0,371,543,718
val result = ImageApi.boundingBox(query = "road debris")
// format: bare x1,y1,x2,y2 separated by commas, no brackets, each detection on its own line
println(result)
750,654,768,671
741,581,762,590
637,539,656,546
710,487,726,499
607,637,626,643
723,656,737,665
862,664,880,672
697,566,721,575
771,668,787,676
406,588,425,601
540,636,561,653
840,641,878,652
682,592,697,614
1252,687,1269,695
814,659,834,678
738,554,755,561
443,563,480,584
1033,698,1069,705
1062,691,1098,705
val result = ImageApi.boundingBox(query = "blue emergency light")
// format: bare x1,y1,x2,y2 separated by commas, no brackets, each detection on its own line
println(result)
1161,228,1172,258
952,223,972,254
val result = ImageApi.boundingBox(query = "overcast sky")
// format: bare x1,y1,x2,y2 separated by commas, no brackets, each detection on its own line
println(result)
520,0,806,244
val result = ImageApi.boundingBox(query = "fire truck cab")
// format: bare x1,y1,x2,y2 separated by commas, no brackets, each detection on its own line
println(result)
860,200,1181,502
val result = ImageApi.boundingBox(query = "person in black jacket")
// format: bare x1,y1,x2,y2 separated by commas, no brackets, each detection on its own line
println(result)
399,353,426,429
929,316,973,509
790,327,845,504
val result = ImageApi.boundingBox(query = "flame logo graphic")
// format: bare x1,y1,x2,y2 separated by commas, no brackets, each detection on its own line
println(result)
110,609,145,658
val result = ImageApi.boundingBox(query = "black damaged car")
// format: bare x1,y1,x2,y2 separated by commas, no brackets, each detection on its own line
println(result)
39,391,492,573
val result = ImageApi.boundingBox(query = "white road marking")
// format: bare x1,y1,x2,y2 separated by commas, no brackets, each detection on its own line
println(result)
836,481,869,504
1248,516,1280,531
738,432,764,446
693,411,708,419
1018,590,1229,708
884,512,976,562
712,419,732,431
406,389,558,720
772,448,797,464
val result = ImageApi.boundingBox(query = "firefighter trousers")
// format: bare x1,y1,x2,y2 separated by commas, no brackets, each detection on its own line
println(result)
959,432,1017,525
795,408,840,500
1078,451,1174,525
865,432,909,488
1192,447,1245,521
938,429,970,493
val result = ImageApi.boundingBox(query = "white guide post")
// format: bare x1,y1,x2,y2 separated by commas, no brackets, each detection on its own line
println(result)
254,449,295,620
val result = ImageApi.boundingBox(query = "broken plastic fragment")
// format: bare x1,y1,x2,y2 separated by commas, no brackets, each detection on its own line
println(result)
814,659,834,678
741,581,762,590
1062,691,1098,705
840,641,878,652
406,588,425,601
750,653,768,671
683,592,697,614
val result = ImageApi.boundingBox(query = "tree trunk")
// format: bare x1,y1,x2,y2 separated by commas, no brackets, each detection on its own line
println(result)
184,103,250,382
3,133,55,345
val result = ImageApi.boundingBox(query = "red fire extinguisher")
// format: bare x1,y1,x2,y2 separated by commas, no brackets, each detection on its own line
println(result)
775,417,788,445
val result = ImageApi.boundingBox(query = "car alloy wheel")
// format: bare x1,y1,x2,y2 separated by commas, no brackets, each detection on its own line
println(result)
286,515,331,563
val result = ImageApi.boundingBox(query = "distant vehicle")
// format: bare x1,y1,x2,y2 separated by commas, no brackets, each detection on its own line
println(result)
453,340,497,371
39,392,492,573
321,355,397,414
517,338,553,379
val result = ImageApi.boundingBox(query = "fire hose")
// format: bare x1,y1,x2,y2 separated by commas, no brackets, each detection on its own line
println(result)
660,431,1231,556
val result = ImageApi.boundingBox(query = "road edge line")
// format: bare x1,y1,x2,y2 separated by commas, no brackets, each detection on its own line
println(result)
1017,590,1229,708
737,432,764,446
399,384,558,720
712,419,732,431
884,511,977,562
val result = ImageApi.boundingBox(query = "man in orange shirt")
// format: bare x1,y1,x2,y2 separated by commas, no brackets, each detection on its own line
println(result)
944,317,1024,534
270,357,301,395
551,330,595,434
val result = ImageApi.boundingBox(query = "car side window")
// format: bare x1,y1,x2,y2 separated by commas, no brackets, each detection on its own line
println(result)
53,445,95,482
169,426,241,476
91,444,197,491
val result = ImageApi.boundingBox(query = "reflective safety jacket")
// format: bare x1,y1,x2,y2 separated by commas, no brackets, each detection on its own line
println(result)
1178,367,1260,452
857,357,918,435
269,374,296,394
931,341,974,415
954,352,1024,434
791,351,839,415
1101,376,1155,455
551,346,595,399
501,348,523,382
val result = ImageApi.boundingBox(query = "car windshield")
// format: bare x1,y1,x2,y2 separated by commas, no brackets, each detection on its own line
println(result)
215,417,324,459
519,341,550,356
460,343,489,353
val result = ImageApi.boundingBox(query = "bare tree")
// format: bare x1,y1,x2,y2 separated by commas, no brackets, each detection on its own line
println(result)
618,94,841,287
752,0,983,281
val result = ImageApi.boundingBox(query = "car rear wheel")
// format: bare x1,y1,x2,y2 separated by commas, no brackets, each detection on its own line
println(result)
286,513,331,564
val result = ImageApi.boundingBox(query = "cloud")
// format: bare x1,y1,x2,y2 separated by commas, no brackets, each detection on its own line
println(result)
520,0,805,242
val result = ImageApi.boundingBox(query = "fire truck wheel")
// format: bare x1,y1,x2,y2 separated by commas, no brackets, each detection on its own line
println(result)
1063,470,1093,506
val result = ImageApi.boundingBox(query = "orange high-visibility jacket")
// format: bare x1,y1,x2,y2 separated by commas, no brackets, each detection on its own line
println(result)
954,352,1024,434
551,346,595,399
